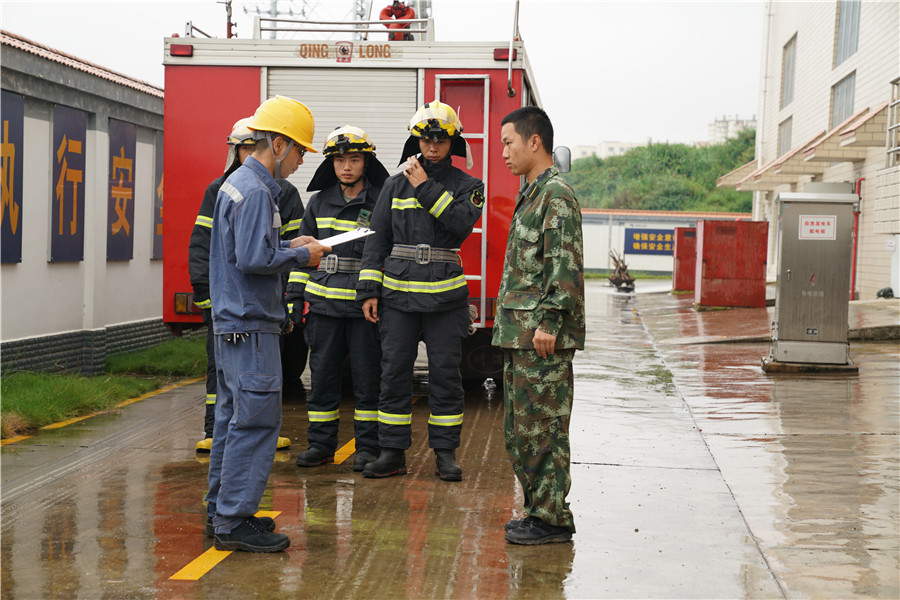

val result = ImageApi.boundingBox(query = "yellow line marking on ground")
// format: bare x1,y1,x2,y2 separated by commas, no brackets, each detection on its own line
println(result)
169,511,281,581
334,438,356,464
1,377,204,446
170,547,231,581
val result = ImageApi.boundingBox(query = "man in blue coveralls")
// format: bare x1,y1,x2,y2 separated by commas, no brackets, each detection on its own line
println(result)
206,95,330,553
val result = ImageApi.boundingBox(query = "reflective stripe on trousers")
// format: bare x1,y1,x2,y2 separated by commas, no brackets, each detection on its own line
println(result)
304,313,381,454
376,304,469,450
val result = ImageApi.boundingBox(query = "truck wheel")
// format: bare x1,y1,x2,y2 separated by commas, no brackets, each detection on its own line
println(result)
461,328,503,384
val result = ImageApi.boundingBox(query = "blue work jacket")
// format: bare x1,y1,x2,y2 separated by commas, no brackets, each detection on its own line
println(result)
210,156,311,334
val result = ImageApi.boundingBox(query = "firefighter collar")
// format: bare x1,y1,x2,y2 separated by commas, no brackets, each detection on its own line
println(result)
322,182,371,208
421,154,453,179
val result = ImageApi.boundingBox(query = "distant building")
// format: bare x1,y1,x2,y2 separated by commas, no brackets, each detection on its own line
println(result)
572,141,646,161
717,1,899,299
707,115,756,144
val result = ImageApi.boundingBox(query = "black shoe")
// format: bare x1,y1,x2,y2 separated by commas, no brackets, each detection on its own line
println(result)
505,517,572,545
434,448,462,481
213,517,290,552
295,447,334,467
362,448,406,478
205,515,275,538
504,515,539,532
353,449,378,472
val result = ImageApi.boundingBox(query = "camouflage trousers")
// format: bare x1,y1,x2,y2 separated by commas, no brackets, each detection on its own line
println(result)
502,348,576,532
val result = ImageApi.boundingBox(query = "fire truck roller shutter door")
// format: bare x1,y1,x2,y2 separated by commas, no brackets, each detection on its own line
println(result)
267,67,418,204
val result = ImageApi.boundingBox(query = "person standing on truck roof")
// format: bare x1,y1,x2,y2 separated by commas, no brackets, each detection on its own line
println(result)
494,106,585,545
379,0,416,41
357,100,485,481
206,96,330,553
188,118,306,454
290,126,389,472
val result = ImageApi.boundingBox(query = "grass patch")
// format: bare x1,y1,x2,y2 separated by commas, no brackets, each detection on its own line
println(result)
106,335,207,377
2,335,207,439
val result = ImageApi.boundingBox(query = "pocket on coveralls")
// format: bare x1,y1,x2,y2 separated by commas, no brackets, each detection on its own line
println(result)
235,373,281,428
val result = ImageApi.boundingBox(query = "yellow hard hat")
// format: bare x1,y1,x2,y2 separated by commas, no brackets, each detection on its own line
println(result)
322,125,376,156
227,117,256,146
247,95,318,153
408,101,463,140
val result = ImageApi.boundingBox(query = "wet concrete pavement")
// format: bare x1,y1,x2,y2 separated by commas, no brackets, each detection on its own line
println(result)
2,280,898,599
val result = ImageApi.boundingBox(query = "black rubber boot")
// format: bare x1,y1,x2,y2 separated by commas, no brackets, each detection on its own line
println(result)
362,448,407,478
295,447,334,467
353,449,378,472
434,448,462,481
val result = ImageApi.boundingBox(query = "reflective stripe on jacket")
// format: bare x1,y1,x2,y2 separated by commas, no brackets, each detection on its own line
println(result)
357,156,484,313
286,181,380,318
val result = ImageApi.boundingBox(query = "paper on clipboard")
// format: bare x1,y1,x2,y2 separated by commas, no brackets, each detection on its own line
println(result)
318,228,375,247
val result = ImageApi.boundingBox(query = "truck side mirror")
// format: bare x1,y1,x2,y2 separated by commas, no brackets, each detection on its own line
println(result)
553,146,571,173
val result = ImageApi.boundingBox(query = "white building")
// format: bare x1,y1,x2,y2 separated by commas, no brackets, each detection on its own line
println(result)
572,141,645,161
708,115,757,144
718,0,899,299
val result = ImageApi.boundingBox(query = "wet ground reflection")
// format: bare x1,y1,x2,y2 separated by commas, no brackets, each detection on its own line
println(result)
642,291,899,599
1,281,897,598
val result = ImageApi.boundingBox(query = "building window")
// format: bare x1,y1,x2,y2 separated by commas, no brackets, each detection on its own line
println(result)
887,76,900,168
778,117,792,156
835,0,861,67
781,35,797,108
832,72,856,128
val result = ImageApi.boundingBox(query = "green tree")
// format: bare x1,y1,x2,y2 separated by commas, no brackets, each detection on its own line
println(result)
568,129,755,212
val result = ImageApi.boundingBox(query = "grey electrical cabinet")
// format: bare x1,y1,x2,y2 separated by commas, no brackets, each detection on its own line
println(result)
769,183,857,366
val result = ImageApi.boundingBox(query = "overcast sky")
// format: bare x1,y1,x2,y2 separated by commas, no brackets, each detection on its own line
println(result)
1,0,765,148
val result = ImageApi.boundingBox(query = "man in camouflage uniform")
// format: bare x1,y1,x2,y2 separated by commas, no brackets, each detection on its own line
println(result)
492,106,585,545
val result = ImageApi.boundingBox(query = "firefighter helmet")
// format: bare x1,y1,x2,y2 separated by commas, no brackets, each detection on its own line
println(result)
224,117,255,173
408,101,463,140
227,118,256,146
400,101,472,169
322,125,377,156
307,125,389,192
246,95,317,153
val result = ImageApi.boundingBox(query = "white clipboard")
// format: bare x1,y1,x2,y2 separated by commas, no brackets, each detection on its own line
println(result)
317,228,376,247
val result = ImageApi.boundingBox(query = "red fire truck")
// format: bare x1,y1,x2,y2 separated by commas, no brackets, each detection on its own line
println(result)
161,11,556,379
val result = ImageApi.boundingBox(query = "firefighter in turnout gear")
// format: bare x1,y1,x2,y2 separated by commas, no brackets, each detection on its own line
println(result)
291,126,390,471
357,101,485,481
188,117,304,452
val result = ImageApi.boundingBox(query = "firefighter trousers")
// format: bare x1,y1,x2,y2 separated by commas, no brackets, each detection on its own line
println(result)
304,313,381,454
206,332,282,534
202,308,217,437
377,304,470,450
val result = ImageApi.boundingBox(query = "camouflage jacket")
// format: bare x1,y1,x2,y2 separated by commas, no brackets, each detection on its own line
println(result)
492,166,585,350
